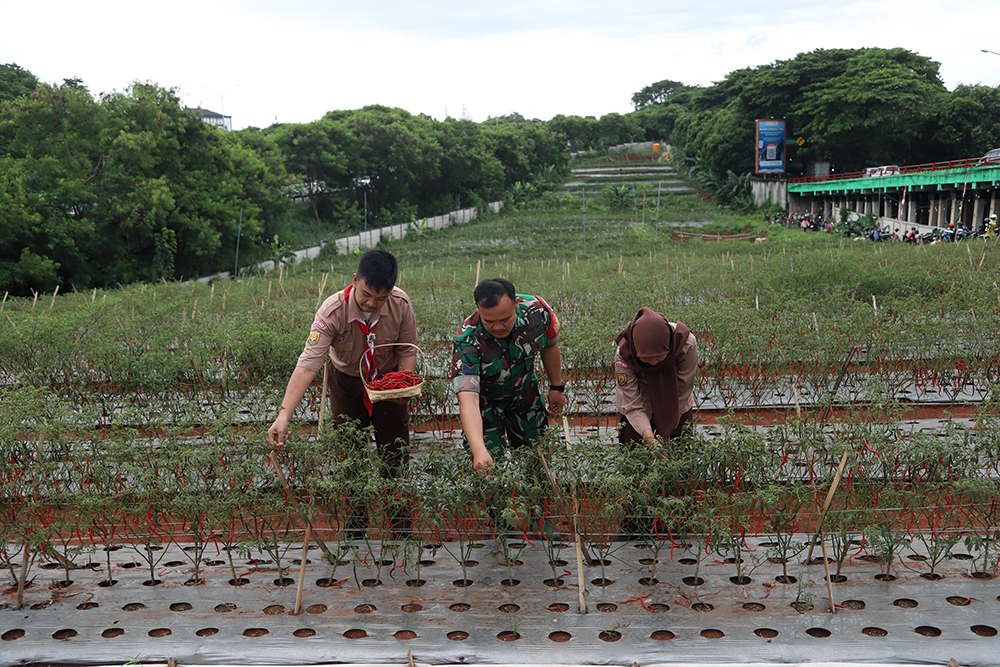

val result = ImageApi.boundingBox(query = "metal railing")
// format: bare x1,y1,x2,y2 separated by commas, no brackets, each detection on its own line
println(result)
789,156,996,183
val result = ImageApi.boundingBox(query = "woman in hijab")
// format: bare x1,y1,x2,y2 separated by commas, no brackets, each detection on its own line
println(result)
614,307,698,447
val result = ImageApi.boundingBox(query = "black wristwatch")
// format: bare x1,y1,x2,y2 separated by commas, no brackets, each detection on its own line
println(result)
549,383,566,392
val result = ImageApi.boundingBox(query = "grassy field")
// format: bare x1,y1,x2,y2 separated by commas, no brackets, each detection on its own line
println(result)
4,202,999,419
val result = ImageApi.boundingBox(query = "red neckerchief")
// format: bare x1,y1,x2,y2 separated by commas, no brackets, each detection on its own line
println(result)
344,283,380,415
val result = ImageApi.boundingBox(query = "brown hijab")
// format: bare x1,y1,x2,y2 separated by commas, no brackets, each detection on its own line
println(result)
615,308,691,437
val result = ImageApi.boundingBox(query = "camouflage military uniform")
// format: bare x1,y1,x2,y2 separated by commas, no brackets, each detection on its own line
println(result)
450,295,560,456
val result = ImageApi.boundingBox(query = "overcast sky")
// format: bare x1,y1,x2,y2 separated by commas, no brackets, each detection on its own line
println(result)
5,0,1000,130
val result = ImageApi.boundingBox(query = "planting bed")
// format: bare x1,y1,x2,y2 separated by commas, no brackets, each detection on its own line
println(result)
4,208,1000,666
3,537,1000,666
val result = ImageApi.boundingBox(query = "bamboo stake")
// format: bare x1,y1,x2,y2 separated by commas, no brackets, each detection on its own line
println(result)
318,362,329,434
537,444,589,615
802,343,860,563
790,385,803,421
293,524,311,615
563,416,587,615
15,546,30,611
804,444,852,564
317,272,329,309
269,450,333,559
49,285,59,311
820,530,836,614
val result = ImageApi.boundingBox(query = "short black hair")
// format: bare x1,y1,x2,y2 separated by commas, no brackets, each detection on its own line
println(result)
357,249,398,291
474,278,516,308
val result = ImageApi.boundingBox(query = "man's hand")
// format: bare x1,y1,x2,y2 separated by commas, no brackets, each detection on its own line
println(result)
472,449,494,474
267,415,290,449
547,389,565,416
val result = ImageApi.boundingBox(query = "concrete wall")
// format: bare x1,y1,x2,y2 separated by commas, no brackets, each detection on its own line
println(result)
196,201,503,284
570,141,669,159
750,178,787,209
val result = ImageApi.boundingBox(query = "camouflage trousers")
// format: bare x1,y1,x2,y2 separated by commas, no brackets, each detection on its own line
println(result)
468,389,548,457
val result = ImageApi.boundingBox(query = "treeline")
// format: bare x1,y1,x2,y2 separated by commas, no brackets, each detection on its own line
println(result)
0,65,568,296
550,48,1000,206
6,48,998,294
622,48,999,200
270,106,566,229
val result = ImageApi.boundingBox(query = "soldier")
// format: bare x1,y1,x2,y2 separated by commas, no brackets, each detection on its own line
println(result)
450,278,565,472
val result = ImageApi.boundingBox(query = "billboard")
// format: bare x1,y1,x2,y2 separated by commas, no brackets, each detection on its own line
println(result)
755,119,785,174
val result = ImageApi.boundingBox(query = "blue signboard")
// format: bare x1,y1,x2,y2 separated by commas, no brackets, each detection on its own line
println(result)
756,119,785,174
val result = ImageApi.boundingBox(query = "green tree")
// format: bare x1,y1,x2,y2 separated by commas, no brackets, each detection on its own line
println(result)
61,77,88,92
428,118,504,210
0,81,287,293
791,48,946,170
334,105,442,223
547,114,597,152
0,63,37,106
273,117,356,226
662,47,950,190
0,84,106,291
631,78,689,109
482,120,567,187
593,112,642,148
926,84,1000,160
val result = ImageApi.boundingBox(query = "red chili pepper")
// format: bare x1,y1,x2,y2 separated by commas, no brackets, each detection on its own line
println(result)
366,370,422,391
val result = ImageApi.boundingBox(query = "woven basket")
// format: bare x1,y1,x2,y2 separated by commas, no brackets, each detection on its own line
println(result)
360,343,424,403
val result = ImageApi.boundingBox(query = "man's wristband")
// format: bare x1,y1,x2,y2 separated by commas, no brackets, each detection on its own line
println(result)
549,383,566,392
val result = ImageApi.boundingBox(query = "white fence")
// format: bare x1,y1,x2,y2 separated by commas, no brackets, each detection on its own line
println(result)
196,201,503,284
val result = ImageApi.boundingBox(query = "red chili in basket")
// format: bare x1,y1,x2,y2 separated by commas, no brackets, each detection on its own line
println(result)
367,370,422,391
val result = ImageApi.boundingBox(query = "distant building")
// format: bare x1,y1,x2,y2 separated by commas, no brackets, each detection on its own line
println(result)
195,108,232,132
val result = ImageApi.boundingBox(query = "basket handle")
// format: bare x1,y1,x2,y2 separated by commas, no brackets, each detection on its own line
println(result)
358,342,422,379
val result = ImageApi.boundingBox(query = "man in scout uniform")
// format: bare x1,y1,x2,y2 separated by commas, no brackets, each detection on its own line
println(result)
267,248,418,476
450,278,565,472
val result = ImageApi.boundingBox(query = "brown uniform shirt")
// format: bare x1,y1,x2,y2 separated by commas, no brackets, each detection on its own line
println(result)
615,326,698,437
296,284,418,376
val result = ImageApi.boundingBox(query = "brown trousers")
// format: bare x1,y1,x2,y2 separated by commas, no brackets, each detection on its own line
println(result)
327,362,410,475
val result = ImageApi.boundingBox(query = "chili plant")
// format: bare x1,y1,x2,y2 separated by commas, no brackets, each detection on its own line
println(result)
418,451,493,586
243,488,296,585
954,477,1000,577
491,449,547,586
576,442,631,585
757,482,813,583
